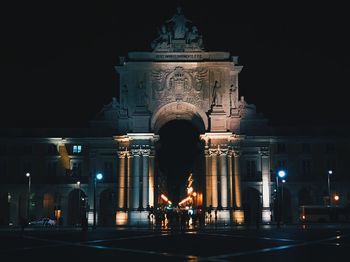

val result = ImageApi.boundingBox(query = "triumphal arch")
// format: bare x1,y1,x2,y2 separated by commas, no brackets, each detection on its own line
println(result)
97,8,272,225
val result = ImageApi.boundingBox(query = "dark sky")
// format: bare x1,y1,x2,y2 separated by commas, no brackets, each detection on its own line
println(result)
1,1,349,128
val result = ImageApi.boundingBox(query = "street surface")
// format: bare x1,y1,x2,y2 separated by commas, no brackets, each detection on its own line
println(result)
0,224,349,261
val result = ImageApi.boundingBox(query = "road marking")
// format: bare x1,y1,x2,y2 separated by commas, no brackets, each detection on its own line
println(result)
203,233,350,260
83,233,166,244
1,233,193,260
199,232,296,242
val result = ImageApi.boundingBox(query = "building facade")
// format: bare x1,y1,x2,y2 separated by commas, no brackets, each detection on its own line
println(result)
1,9,350,227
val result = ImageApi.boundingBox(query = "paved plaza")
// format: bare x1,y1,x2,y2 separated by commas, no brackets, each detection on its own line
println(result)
0,224,349,261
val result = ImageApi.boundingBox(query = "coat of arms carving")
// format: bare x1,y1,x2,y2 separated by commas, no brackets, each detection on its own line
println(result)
152,67,208,107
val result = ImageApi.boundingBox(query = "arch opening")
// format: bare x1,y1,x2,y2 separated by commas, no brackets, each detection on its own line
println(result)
151,102,208,134
156,120,202,205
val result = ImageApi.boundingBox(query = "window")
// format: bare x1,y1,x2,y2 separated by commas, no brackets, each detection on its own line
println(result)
73,145,82,154
302,159,312,176
302,143,311,153
71,162,82,178
246,160,256,179
276,143,286,153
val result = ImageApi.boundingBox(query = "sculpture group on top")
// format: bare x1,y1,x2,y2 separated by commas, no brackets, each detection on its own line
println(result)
151,7,204,52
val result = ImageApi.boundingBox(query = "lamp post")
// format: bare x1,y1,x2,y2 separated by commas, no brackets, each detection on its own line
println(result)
26,172,31,221
77,181,81,225
93,173,103,228
328,170,332,205
276,170,286,227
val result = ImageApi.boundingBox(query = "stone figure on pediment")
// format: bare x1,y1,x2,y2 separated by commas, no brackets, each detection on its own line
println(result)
186,25,203,47
103,97,119,110
167,7,191,39
111,97,118,108
151,24,172,49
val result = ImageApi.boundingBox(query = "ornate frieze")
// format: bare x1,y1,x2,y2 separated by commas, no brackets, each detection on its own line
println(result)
208,144,228,156
151,66,208,108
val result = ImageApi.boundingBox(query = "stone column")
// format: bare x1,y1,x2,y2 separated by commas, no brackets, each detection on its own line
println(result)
118,152,126,209
148,153,155,207
127,154,133,209
210,152,218,208
205,152,212,207
260,148,272,223
220,153,228,208
132,153,140,210
233,149,244,223
228,152,234,208
142,153,149,209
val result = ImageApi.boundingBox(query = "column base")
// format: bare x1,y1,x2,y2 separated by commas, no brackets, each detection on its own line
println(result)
116,211,128,226
128,210,149,226
232,209,244,224
262,208,272,223
216,210,230,224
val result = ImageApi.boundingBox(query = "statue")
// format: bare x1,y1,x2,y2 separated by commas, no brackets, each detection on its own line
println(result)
229,84,238,109
111,97,118,108
167,7,191,39
186,26,202,46
212,80,222,106
151,24,171,49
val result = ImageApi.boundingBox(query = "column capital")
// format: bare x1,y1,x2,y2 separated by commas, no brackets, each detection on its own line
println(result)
209,144,228,156
117,151,128,158
232,147,241,157
259,146,270,157
131,145,151,156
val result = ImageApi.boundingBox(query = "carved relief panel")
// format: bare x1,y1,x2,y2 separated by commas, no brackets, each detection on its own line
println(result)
151,66,209,110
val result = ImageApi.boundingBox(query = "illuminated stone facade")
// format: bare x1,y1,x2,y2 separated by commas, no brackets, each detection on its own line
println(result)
1,8,350,227
91,9,273,224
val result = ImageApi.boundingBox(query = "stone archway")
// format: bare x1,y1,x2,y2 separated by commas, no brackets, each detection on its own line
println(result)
151,101,208,134
67,189,87,226
242,187,262,226
151,102,208,208
43,193,55,218
156,120,203,205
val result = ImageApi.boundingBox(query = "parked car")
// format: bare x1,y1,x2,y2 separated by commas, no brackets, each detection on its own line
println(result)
28,217,56,227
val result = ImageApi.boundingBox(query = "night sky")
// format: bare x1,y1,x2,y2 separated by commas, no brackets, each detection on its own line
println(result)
1,1,349,128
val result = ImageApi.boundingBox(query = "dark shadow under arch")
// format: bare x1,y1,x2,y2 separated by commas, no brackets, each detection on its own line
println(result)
156,120,202,205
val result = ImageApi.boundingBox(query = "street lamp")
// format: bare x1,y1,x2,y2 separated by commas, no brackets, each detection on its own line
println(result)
276,169,287,227
93,173,103,228
328,170,332,205
26,172,31,221
77,181,81,225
